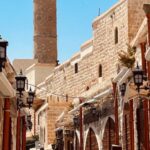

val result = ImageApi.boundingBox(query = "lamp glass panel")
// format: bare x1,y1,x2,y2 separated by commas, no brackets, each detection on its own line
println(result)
0,47,5,58
28,95,33,103
17,80,25,89
135,74,142,84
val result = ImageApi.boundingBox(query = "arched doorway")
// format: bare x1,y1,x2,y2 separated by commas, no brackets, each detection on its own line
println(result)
102,117,115,150
85,128,99,150
74,133,79,150
122,103,130,150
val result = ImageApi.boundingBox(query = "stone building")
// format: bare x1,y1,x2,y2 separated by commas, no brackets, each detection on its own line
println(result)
13,0,150,149
35,0,150,149
0,37,29,150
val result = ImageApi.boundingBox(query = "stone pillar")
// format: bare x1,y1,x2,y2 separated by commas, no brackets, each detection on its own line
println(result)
129,100,134,150
143,99,149,150
16,111,21,150
22,116,26,150
140,43,147,74
34,111,36,135
34,0,57,64
79,98,83,150
2,98,10,150
112,82,119,145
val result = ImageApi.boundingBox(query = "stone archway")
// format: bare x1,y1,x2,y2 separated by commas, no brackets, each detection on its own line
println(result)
74,132,79,150
102,117,115,150
85,128,99,150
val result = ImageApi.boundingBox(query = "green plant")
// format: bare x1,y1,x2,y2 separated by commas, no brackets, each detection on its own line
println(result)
118,45,136,68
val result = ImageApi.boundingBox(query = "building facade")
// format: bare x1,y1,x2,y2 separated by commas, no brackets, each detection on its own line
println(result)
35,0,150,149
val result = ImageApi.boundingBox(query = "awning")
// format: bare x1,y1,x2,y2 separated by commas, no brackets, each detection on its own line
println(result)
68,88,112,114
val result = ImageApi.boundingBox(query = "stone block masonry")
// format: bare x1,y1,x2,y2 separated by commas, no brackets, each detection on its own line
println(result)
34,0,57,64
36,0,150,145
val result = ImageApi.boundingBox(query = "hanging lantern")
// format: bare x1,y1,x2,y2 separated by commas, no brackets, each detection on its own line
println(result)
0,36,8,71
15,70,27,94
133,64,144,93
73,116,79,126
91,107,97,114
27,87,35,108
120,83,126,97
52,144,56,150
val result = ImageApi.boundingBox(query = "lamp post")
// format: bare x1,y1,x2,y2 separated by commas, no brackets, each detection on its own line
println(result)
27,115,33,130
133,64,144,93
132,63,150,149
15,70,27,97
91,107,96,114
79,98,83,150
27,87,35,109
120,83,126,97
0,36,8,72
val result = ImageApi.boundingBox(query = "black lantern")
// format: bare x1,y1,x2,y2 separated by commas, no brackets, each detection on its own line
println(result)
0,36,8,71
52,144,56,150
133,64,144,92
91,107,97,114
15,70,27,95
27,87,35,109
73,116,79,126
120,83,126,97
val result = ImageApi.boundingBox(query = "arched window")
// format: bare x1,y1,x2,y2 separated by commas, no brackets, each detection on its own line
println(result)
115,27,118,44
99,64,102,77
85,128,99,150
75,63,78,73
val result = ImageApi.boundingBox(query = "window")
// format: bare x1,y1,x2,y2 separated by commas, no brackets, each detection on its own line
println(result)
75,63,78,73
115,27,118,44
66,94,68,102
38,114,40,125
99,64,102,77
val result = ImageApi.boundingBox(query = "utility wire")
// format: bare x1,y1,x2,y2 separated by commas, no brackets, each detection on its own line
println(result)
27,83,86,99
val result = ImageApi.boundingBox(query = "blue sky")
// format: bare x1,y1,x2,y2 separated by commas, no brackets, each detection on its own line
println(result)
0,0,118,63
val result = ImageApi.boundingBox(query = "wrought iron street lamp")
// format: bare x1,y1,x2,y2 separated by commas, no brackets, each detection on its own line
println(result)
27,87,35,109
0,36,8,71
73,116,79,127
15,70,27,96
120,83,126,97
52,144,56,150
132,63,148,93
91,107,97,114
133,64,144,92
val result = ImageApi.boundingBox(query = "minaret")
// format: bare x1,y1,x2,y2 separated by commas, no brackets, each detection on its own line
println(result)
34,0,57,64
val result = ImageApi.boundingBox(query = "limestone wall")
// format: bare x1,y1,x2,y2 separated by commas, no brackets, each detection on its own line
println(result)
36,0,150,145
128,0,150,42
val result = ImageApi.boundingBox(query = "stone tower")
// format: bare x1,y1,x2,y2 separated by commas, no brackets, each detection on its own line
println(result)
34,0,57,64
